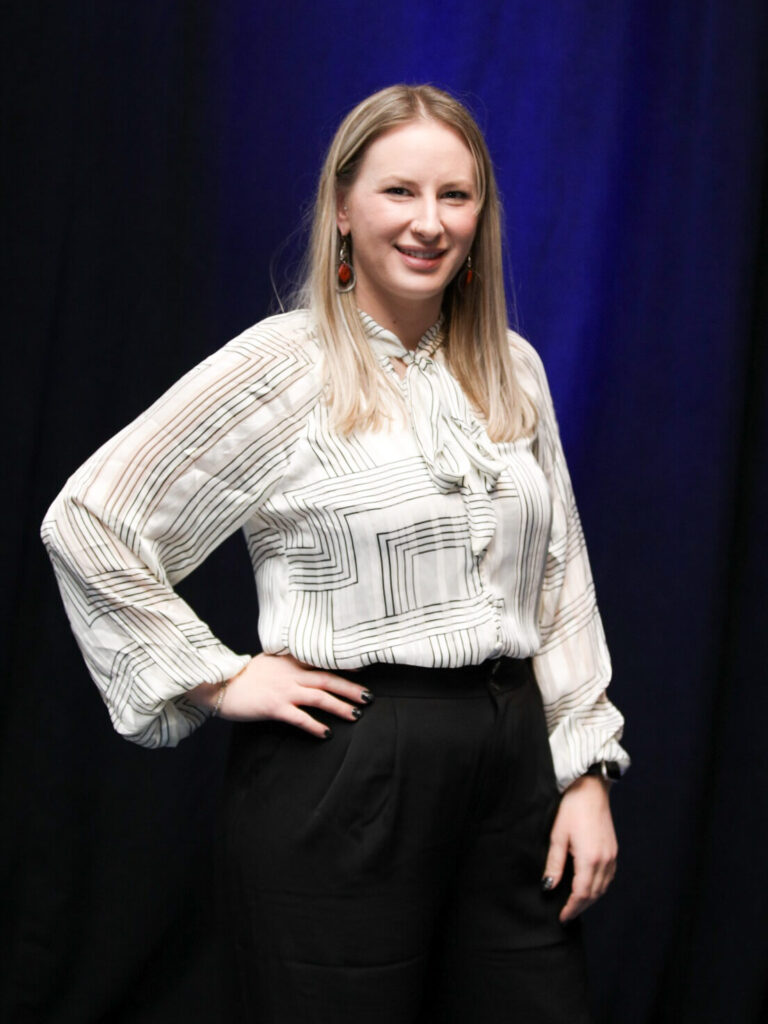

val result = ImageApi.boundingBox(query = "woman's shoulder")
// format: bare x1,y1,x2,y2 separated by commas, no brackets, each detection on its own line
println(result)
196,309,324,421
505,328,550,406
219,308,320,363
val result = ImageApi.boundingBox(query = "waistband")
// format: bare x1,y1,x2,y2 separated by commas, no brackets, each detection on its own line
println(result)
342,657,533,699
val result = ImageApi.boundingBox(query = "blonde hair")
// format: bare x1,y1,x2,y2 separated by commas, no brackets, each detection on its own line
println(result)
294,84,537,441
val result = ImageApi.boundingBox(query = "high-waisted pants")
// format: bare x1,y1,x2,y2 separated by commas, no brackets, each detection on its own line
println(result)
221,658,593,1023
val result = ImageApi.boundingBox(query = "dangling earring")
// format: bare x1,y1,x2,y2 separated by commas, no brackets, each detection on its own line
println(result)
461,253,474,289
337,236,356,292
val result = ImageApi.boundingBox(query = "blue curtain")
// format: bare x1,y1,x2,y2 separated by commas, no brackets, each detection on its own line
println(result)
4,2,767,1021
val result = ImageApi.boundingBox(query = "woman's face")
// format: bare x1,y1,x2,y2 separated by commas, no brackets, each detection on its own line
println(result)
336,119,479,326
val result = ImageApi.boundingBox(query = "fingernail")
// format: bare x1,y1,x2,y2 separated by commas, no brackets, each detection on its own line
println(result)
324,727,333,740
541,876,554,891
361,690,375,704
351,707,363,720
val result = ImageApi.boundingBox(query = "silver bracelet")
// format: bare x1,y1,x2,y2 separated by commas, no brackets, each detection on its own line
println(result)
211,681,228,718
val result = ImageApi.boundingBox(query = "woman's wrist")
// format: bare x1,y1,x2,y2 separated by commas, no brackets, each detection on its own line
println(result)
188,660,251,715
187,679,228,713
211,679,229,717
567,773,612,799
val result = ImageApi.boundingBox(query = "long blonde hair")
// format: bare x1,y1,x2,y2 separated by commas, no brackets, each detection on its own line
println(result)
294,84,537,441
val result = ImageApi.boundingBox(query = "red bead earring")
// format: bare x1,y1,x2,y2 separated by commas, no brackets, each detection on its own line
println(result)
337,236,356,292
463,254,474,287
458,253,474,292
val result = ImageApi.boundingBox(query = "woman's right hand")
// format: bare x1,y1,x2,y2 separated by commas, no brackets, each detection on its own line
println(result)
188,653,372,738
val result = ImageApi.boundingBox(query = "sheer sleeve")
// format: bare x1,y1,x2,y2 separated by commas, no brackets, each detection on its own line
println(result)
512,332,630,791
41,313,320,748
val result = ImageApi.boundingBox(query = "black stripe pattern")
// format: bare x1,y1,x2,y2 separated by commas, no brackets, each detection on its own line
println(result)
41,309,628,789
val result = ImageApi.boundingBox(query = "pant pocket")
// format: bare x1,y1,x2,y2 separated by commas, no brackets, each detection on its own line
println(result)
306,698,397,839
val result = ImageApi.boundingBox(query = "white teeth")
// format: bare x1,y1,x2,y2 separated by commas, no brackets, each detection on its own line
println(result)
401,248,441,258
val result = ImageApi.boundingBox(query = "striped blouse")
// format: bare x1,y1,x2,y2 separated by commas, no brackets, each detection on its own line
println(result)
41,309,629,791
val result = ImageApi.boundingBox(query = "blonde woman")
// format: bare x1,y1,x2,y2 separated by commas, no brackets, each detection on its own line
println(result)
42,85,629,1022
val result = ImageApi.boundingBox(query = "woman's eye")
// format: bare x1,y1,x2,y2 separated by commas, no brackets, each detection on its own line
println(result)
385,187,411,196
443,190,470,200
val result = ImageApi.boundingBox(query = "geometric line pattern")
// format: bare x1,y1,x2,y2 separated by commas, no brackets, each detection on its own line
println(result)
41,309,628,790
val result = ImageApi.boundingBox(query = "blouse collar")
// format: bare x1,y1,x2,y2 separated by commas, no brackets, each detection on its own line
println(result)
358,311,445,361
356,310,502,560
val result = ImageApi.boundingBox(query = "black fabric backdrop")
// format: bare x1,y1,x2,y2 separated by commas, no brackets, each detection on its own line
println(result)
3,2,767,1022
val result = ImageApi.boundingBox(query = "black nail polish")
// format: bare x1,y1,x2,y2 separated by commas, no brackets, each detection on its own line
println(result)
351,707,363,720
324,727,333,740
361,690,375,704
541,876,554,891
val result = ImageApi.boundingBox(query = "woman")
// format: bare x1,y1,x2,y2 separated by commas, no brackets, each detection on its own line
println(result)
42,84,629,1022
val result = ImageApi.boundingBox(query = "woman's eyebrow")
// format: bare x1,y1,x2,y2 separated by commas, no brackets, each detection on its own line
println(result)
378,174,475,189
378,175,419,186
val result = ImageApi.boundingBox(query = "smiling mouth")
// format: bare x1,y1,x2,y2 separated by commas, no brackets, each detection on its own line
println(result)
396,246,447,261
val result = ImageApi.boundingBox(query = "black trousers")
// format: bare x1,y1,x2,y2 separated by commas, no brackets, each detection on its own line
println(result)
222,658,593,1023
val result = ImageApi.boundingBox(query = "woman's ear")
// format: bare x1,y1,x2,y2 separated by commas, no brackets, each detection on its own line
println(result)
336,191,350,235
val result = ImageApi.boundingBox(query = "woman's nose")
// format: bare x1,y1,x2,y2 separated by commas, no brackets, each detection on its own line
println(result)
411,198,442,239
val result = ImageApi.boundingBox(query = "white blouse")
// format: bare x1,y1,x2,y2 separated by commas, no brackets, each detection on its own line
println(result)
41,309,629,791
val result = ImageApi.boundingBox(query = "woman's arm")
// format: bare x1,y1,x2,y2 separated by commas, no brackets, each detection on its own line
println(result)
511,331,630,791
41,314,324,746
510,332,628,917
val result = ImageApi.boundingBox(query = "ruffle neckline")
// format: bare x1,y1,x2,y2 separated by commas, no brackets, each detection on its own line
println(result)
359,311,503,558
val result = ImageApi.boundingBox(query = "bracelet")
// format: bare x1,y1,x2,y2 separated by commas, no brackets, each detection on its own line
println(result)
211,680,229,718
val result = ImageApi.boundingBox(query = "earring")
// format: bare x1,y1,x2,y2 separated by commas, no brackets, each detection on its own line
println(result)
337,236,356,292
458,253,474,292
463,254,474,287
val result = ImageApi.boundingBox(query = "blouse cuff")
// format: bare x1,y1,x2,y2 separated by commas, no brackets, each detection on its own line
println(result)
107,649,252,748
547,698,631,793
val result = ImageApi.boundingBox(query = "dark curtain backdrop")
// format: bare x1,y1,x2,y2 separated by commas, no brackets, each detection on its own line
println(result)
3,2,767,1022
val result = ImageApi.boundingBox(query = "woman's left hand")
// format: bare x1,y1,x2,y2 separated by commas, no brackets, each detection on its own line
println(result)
542,774,618,923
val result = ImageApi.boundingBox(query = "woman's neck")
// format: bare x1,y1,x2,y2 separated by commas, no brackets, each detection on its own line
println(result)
355,293,442,351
